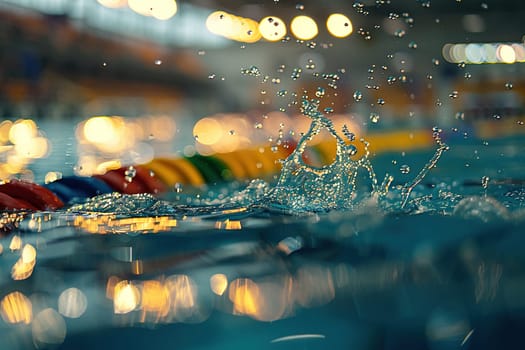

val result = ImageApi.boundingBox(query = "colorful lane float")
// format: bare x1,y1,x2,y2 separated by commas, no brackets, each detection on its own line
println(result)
0,130,434,211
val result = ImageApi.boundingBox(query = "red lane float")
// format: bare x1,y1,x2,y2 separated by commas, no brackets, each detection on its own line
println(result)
0,192,38,211
0,180,64,210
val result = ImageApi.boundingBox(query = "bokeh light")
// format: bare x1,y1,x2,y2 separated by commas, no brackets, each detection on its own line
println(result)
443,42,525,64
97,0,127,8
113,281,140,314
150,0,178,21
210,273,228,296
259,16,287,42
498,44,516,63
0,291,32,324
206,11,235,36
128,0,152,16
58,288,88,318
193,117,223,145
290,15,318,41
206,11,261,43
326,13,353,38
32,309,67,347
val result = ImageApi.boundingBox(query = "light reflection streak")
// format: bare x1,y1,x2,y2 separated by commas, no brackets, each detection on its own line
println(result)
73,215,178,234
271,334,326,343
0,291,32,324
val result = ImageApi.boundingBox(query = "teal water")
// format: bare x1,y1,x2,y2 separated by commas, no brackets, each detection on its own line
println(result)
1,104,524,349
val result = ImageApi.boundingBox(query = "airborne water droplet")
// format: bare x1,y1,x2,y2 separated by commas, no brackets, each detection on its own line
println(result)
408,41,418,49
394,29,406,38
377,98,385,105
481,176,490,189
291,68,302,80
449,90,459,99
369,112,380,123
241,65,261,77
400,164,410,174
315,87,326,98
353,90,363,102
342,124,355,141
505,82,513,90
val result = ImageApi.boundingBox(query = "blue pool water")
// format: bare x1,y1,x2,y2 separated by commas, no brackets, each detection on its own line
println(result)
1,116,524,349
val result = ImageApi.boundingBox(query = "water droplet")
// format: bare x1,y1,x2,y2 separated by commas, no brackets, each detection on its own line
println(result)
229,130,236,136
386,76,396,85
155,59,162,65
277,64,286,73
481,176,490,189
241,65,261,77
481,3,488,9
347,144,358,156
457,62,466,69
369,112,380,123
272,78,281,84
315,87,326,98
353,90,363,102
377,98,385,105
324,107,334,114
296,3,305,10
306,41,317,49
198,50,206,55
408,41,418,49
455,112,465,120
277,89,288,97
291,68,302,80
394,29,406,38
124,166,137,183
174,183,183,193
449,90,459,99
254,122,263,129
464,72,472,79
400,164,410,174
432,58,440,66
208,74,216,79
435,99,442,107
342,124,355,141
493,114,501,120
505,82,513,90
426,74,433,80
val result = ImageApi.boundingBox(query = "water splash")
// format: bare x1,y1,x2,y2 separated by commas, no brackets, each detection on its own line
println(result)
263,96,450,213
267,97,392,212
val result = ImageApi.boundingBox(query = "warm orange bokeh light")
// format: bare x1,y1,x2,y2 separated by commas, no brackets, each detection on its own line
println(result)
0,291,33,324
